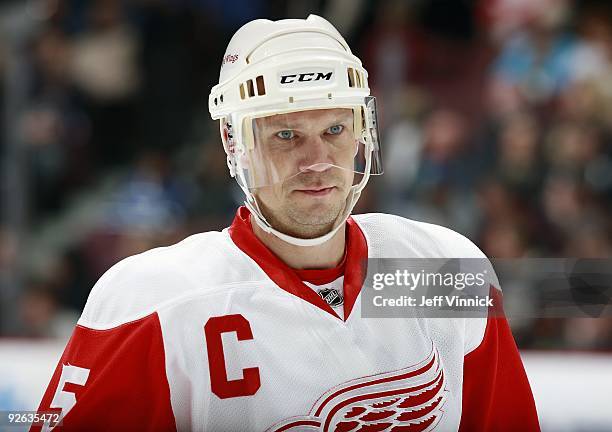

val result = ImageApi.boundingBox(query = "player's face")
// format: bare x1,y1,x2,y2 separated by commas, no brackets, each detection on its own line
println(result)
252,108,355,239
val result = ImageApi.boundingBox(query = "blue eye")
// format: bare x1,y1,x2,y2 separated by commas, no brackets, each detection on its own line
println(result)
328,125,344,135
276,130,294,140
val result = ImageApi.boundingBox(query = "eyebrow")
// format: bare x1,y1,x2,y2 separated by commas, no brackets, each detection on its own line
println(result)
258,114,353,130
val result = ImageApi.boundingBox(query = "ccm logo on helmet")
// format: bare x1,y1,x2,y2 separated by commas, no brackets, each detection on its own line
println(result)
280,71,333,84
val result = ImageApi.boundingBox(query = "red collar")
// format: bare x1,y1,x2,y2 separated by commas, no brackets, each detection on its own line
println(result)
228,206,367,321
294,251,346,285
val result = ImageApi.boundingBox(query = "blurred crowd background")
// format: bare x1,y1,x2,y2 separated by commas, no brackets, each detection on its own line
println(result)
0,0,611,349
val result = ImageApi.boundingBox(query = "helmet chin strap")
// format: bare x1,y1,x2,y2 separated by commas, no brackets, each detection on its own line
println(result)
240,148,373,247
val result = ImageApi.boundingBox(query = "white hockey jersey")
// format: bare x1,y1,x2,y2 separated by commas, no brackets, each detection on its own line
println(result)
33,207,540,432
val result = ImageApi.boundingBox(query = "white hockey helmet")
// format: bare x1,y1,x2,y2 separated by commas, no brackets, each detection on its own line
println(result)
209,14,383,246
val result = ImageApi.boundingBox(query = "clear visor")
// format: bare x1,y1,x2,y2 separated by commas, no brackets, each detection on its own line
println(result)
234,97,383,189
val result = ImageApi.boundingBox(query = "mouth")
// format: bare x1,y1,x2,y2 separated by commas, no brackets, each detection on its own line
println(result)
294,186,337,196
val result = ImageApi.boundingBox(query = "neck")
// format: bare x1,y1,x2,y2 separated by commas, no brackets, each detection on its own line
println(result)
250,215,346,269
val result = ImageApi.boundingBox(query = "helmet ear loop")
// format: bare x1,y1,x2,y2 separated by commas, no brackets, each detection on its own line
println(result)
221,121,233,153
221,120,238,177
222,121,254,180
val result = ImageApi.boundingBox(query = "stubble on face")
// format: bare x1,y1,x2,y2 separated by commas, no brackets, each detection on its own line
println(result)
255,168,352,239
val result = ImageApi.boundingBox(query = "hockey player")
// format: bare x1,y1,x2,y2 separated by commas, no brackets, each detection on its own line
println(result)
32,15,539,431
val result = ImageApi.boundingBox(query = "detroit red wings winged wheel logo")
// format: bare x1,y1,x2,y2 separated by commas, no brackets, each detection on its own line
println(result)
267,346,447,432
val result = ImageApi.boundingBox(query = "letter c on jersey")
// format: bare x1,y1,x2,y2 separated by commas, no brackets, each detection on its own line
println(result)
204,314,261,399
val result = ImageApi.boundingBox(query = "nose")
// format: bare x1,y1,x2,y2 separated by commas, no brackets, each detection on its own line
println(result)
298,136,332,172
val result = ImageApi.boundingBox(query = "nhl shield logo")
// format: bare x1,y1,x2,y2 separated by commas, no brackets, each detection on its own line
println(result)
317,288,344,307
266,345,447,432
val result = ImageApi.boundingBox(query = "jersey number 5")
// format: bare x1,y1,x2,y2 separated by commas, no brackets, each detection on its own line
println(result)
204,314,261,399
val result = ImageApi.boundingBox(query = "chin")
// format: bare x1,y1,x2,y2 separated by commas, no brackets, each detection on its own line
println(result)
286,197,345,226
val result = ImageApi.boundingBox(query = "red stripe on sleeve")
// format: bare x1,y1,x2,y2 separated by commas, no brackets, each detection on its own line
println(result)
31,313,176,432
459,287,540,432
